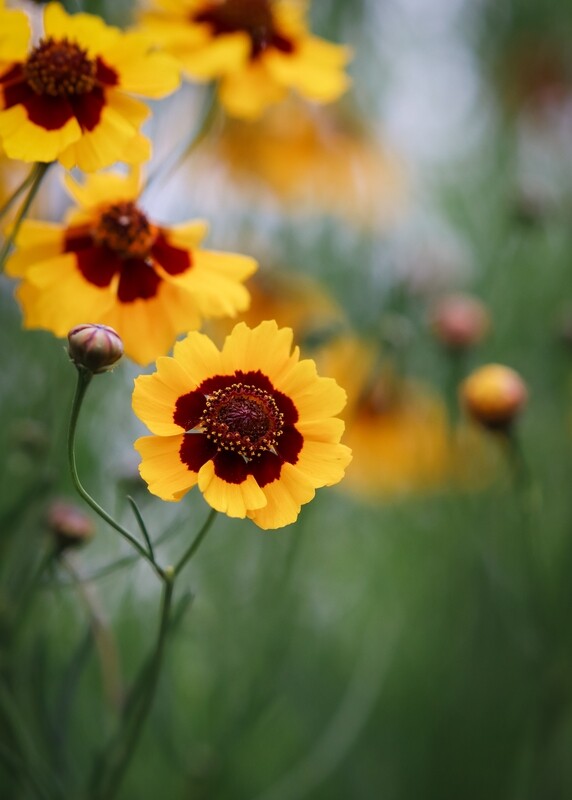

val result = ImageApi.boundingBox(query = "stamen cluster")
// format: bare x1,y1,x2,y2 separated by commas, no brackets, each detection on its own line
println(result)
24,37,97,97
94,202,155,258
200,383,284,459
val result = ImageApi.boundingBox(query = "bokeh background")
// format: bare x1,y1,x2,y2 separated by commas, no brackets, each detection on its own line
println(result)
3,0,572,798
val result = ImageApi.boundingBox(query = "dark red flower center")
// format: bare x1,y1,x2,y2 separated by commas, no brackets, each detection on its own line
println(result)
94,201,155,259
199,382,284,459
24,37,97,97
194,0,294,58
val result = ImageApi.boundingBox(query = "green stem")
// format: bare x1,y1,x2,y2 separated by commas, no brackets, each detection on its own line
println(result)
0,165,37,223
93,578,175,800
143,87,219,194
0,162,51,272
67,369,164,579
173,507,217,577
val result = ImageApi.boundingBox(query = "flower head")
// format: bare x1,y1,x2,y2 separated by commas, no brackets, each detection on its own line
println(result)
68,323,124,374
6,171,257,364
132,320,351,529
0,2,180,170
139,0,351,119
430,293,490,351
460,364,528,430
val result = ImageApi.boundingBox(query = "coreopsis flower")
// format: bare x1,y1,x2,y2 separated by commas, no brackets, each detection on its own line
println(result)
318,336,499,499
212,266,346,350
5,171,257,364
0,2,180,171
206,99,407,227
132,320,352,529
139,0,351,119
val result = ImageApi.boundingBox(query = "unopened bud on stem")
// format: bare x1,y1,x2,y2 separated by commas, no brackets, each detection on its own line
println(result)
460,364,528,430
47,500,95,552
431,293,490,351
68,324,123,374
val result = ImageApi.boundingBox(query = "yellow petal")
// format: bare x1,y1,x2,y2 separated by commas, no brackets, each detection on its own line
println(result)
100,291,177,366
220,320,298,382
178,32,251,80
219,62,287,119
291,439,352,488
248,463,315,530
172,330,224,386
198,459,267,517
63,169,141,210
0,6,30,62
135,434,196,501
165,220,209,249
0,106,81,163
278,360,347,420
106,35,181,98
132,369,189,437
14,255,115,336
44,2,121,55
58,91,150,172
264,37,351,103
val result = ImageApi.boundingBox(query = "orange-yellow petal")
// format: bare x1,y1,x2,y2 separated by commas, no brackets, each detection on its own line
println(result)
135,434,196,501
197,459,267,518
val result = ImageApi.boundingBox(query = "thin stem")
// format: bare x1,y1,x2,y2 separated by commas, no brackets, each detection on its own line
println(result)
0,162,51,272
0,165,37,223
67,369,164,579
143,87,219,194
127,495,155,563
173,507,217,577
93,578,175,800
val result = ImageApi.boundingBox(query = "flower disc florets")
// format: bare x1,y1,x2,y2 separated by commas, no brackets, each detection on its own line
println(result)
24,37,96,97
194,0,293,58
200,383,284,459
94,201,155,259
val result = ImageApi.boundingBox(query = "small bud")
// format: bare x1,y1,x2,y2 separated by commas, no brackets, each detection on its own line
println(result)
460,364,528,430
68,324,123,374
431,293,490,351
47,500,95,552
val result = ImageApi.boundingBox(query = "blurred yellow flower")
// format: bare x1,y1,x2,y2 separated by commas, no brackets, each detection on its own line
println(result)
6,171,257,365
133,320,352,529
0,2,180,170
139,0,351,119
206,99,407,227
319,336,500,500
212,266,346,348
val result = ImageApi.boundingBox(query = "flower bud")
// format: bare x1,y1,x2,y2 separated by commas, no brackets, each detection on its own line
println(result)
68,324,123,374
431,293,490,351
47,500,95,552
460,364,528,430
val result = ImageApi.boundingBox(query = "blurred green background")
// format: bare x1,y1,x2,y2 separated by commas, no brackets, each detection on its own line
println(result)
3,0,572,798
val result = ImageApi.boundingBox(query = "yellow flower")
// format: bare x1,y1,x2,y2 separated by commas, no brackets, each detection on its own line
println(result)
212,266,346,348
5,171,257,365
0,2,180,170
132,320,352,529
209,99,407,226
139,0,351,119
318,336,500,499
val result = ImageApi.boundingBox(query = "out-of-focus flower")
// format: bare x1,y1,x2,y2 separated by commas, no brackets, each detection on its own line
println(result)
139,0,350,119
0,2,180,171
212,266,346,350
133,320,351,529
68,323,123,374
460,364,528,431
319,336,502,499
430,293,490,352
206,99,407,227
319,336,450,499
47,499,95,550
6,171,257,365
